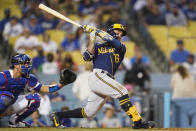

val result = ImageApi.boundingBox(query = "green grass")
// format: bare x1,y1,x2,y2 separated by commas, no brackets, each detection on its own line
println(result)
0,128,195,131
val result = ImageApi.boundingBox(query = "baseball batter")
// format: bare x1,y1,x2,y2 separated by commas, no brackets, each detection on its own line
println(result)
51,24,155,129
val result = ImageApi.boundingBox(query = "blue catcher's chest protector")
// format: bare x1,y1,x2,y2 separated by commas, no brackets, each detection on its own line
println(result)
1,70,28,99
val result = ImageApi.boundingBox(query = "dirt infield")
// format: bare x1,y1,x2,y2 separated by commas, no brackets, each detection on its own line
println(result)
0,128,196,131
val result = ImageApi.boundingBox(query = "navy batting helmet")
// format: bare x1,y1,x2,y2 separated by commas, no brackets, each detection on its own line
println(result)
107,24,126,39
11,54,32,77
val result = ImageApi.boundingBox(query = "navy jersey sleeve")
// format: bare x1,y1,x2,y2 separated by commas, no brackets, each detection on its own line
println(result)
121,44,126,55
94,42,100,57
0,72,6,86
27,74,42,92
94,43,98,52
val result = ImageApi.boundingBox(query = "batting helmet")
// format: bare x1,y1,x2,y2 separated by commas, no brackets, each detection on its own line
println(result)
11,54,32,78
107,24,126,39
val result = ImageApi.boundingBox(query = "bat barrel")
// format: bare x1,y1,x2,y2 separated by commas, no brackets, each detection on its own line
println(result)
38,4,81,28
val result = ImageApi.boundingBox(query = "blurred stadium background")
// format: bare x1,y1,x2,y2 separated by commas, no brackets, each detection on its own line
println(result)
0,0,196,129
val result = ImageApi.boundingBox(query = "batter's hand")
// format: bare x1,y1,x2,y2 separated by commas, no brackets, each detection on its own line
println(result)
82,25,97,33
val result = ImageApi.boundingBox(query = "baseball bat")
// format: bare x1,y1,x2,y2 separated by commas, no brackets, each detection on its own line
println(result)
38,4,81,28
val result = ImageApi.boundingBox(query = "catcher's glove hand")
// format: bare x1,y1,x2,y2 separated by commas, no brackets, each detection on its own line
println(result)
60,68,77,85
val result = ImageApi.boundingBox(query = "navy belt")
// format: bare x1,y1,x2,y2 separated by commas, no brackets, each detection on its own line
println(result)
101,71,114,79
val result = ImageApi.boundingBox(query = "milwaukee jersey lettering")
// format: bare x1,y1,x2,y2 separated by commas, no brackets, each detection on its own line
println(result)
93,42,126,75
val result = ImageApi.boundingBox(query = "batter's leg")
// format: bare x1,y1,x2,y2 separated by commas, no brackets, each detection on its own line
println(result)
89,72,155,129
51,92,107,127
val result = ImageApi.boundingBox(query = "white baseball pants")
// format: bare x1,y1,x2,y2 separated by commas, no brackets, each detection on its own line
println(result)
84,69,128,118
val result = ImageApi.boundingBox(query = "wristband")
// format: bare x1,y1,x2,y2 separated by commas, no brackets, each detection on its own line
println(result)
49,84,60,93
83,50,93,61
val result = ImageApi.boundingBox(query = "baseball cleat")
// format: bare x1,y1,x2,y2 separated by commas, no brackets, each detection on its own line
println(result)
50,112,61,127
132,120,155,129
8,113,30,128
56,125,67,129
8,121,30,128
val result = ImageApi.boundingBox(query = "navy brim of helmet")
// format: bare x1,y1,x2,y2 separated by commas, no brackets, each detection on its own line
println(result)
112,28,127,36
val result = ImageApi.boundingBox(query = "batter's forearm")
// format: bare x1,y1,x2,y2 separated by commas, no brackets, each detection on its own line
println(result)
96,29,121,49
96,29,112,41
87,41,95,54
83,38,95,61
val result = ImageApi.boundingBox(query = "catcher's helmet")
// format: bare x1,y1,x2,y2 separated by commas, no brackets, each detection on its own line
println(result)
11,54,32,77
107,24,126,39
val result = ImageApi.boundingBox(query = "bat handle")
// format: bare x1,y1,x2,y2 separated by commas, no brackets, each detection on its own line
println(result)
80,25,83,29
80,25,86,32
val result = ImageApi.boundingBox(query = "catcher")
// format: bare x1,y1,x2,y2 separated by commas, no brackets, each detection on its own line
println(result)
0,54,76,127
51,24,155,129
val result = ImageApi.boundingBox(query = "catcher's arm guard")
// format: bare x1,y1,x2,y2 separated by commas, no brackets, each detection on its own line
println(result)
59,68,77,85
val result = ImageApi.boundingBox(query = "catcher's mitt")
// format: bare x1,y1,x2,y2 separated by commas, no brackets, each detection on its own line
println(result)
60,68,77,85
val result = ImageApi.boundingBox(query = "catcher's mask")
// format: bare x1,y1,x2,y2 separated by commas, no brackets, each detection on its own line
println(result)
107,24,126,39
10,54,32,78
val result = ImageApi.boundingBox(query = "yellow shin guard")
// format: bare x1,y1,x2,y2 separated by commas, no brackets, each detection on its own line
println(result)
126,106,142,122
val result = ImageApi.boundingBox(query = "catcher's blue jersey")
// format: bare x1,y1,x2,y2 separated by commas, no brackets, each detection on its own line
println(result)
0,70,42,99
93,42,126,76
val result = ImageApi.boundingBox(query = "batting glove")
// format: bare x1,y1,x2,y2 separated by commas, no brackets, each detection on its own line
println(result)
82,25,97,33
